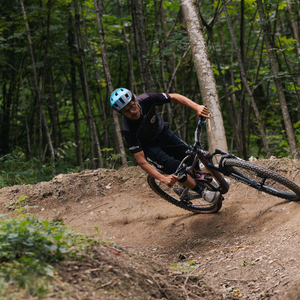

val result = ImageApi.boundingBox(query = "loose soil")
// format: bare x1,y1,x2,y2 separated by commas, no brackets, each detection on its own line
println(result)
1,158,300,300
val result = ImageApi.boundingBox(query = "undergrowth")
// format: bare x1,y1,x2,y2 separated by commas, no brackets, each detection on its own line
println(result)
0,213,103,299
0,147,80,188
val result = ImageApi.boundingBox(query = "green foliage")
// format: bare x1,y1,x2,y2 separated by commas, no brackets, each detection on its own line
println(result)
0,214,112,299
0,215,71,262
0,258,55,299
5,195,29,211
0,148,39,187
0,215,72,298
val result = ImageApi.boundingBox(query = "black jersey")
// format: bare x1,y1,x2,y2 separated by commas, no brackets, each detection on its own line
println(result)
121,93,171,154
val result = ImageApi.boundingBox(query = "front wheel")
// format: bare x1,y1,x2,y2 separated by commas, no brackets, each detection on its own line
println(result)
224,158,300,201
147,175,222,214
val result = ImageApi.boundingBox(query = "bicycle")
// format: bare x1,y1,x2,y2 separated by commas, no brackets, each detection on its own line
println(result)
147,117,300,214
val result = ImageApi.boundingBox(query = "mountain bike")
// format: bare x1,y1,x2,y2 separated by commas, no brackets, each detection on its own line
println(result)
147,117,300,214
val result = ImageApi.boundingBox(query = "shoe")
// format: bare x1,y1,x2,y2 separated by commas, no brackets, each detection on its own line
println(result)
201,188,220,204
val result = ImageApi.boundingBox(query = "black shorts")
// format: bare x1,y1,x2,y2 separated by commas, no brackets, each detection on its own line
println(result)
143,127,193,175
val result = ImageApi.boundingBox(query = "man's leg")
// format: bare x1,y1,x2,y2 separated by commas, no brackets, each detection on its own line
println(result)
145,127,222,203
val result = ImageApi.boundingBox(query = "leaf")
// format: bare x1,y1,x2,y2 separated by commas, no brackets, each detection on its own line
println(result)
53,235,63,241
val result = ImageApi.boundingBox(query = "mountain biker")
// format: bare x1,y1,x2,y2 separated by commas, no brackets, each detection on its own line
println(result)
110,88,221,204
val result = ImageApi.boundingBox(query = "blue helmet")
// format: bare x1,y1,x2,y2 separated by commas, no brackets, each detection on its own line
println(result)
110,88,134,112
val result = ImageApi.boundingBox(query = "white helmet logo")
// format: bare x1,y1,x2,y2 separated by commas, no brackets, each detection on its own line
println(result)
150,115,156,123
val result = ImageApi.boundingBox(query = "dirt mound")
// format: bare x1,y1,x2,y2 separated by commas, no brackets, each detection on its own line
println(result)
0,158,300,299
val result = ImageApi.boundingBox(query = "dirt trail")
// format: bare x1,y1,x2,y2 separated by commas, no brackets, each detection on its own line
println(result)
1,158,300,299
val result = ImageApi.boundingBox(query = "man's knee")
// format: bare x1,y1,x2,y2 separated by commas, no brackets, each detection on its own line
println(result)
163,159,180,174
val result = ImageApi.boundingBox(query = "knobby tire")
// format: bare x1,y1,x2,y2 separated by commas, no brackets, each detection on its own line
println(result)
147,175,222,214
224,159,300,201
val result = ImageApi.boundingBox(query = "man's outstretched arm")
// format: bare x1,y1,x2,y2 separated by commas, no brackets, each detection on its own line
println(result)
133,151,179,186
169,93,210,118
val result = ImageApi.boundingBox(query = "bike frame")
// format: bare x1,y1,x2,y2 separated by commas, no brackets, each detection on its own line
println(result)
174,117,280,195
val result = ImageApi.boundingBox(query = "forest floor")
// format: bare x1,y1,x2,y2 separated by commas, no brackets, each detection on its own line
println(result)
0,158,300,300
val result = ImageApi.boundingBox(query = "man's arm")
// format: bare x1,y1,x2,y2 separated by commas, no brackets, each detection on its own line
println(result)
134,151,179,186
169,93,209,117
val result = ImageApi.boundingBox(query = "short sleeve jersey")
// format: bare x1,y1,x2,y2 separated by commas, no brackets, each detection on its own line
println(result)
121,93,171,154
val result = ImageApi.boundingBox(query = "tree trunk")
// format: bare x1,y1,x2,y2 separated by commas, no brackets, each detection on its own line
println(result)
221,0,272,158
19,0,55,171
180,0,228,154
67,6,84,168
46,72,59,149
131,0,154,92
286,0,300,115
256,0,299,159
79,2,105,168
94,0,128,167
74,0,98,169
117,0,136,93
19,71,32,158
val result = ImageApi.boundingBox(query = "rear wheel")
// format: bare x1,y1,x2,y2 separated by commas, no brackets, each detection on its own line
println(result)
147,175,222,214
224,158,300,201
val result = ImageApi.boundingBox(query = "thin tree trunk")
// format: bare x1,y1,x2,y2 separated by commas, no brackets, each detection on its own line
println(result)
73,0,98,169
131,0,154,92
46,72,59,149
286,0,300,116
118,0,136,93
160,3,175,92
221,0,271,158
67,7,84,168
256,0,299,159
19,0,55,172
79,2,105,168
94,0,128,167
20,71,32,158
240,0,244,64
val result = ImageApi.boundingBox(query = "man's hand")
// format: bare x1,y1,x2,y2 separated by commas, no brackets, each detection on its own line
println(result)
195,105,210,118
161,174,179,186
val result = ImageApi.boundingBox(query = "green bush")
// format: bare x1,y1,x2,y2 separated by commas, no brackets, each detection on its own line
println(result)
0,215,71,262
0,215,74,299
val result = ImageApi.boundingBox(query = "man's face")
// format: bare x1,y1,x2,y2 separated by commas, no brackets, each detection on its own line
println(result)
120,99,141,120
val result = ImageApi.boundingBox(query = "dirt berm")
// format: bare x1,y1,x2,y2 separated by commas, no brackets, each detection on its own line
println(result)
1,158,300,299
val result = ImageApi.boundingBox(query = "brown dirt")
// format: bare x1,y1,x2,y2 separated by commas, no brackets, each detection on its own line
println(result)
0,158,300,299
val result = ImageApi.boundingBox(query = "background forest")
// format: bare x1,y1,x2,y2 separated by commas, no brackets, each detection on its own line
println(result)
0,0,300,186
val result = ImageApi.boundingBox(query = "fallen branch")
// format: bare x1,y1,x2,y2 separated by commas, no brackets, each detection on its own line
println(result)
183,265,201,288
223,278,257,282
96,279,117,290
